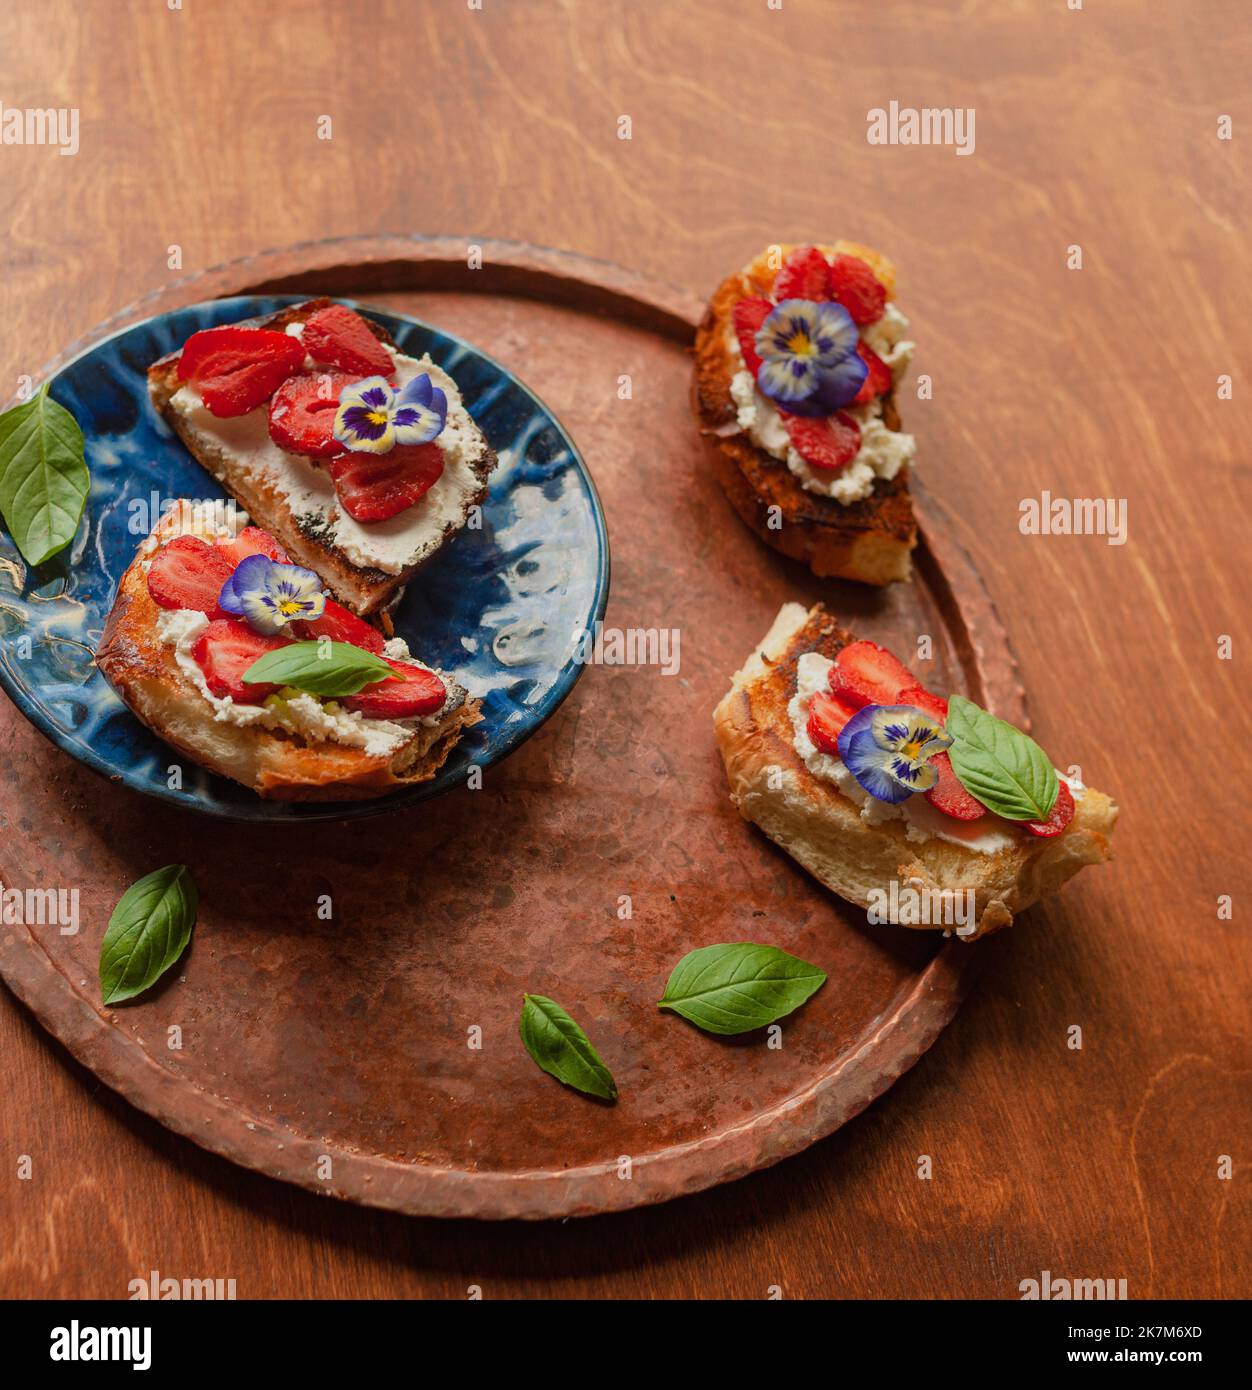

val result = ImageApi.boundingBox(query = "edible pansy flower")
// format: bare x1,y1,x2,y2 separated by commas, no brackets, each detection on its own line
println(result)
836,703,952,804
755,298,867,414
332,373,448,455
218,553,326,636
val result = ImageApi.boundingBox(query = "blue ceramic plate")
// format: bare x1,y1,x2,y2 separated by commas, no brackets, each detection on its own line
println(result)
0,296,609,821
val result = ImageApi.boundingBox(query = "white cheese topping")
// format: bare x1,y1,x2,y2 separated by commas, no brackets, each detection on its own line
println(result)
166,344,488,575
140,498,249,559
787,651,1055,857
727,300,917,504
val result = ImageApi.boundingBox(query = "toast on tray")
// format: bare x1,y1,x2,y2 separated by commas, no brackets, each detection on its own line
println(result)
97,501,481,801
148,298,497,615
693,243,917,585
714,603,1116,939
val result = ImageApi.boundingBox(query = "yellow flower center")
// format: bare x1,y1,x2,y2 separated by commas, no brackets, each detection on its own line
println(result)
900,737,929,762
278,600,303,616
367,410,389,426
784,329,814,357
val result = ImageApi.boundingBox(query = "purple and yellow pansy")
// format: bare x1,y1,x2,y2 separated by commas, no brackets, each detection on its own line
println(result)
836,704,951,804
218,554,326,636
755,298,867,415
332,373,448,455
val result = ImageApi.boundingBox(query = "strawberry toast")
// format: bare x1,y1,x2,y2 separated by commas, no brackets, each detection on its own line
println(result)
693,243,917,585
97,502,480,800
148,299,497,615
714,604,1116,939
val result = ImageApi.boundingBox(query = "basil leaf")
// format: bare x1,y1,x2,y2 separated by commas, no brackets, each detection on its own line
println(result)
99,865,197,1005
945,693,1058,821
0,385,89,565
243,639,392,696
658,943,826,1035
519,994,618,1101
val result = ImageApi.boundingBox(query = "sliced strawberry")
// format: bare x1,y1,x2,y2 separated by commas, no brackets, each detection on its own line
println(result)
773,246,831,302
807,689,858,756
146,535,234,618
295,598,384,654
301,305,394,377
830,640,919,708
829,254,886,326
191,619,292,703
853,342,893,402
175,326,305,417
924,751,987,821
268,371,361,457
1027,781,1075,838
216,525,289,568
897,685,948,724
329,442,444,523
732,297,772,376
342,658,446,719
782,410,862,471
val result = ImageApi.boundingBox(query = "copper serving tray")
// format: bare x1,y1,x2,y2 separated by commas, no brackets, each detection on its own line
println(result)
0,237,1026,1218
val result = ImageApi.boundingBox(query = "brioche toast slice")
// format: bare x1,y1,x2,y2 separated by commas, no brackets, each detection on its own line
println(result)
148,298,497,616
693,244,918,586
96,503,481,801
714,603,1117,939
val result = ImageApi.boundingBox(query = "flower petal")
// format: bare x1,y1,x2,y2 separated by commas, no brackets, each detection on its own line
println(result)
236,589,287,636
810,351,869,410
392,378,447,444
334,403,396,454
841,728,915,803
809,300,860,361
217,552,271,614
870,705,952,755
395,372,434,410
758,355,820,404
337,376,394,412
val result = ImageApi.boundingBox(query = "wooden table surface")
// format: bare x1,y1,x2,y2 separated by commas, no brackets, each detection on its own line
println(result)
2,0,1248,1300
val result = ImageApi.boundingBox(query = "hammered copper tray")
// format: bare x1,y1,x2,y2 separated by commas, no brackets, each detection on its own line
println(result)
0,236,1025,1219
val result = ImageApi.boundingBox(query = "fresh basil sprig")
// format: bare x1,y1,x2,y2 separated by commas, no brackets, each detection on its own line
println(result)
945,694,1058,821
0,385,89,565
243,640,392,697
658,943,826,1035
519,994,618,1101
99,865,198,1005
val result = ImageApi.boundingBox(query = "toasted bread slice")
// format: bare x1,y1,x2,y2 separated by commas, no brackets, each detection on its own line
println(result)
714,603,1117,939
96,503,482,801
693,244,918,586
148,298,497,616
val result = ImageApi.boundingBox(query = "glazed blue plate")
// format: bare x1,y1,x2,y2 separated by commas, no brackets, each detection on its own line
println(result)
0,296,609,821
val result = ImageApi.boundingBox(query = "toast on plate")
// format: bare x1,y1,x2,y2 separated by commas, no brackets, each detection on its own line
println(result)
96,502,481,801
693,243,918,585
714,602,1117,939
148,298,497,616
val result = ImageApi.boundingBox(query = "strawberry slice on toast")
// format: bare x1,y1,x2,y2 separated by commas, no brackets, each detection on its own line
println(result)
147,298,497,616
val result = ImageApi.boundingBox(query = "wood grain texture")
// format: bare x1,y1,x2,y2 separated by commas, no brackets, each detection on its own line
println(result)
1,0,1249,1298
